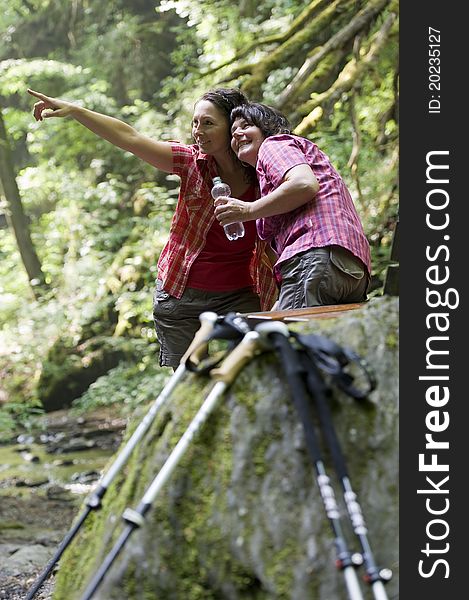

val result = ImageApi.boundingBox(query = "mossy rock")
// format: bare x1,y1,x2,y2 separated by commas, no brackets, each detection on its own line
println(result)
53,296,398,599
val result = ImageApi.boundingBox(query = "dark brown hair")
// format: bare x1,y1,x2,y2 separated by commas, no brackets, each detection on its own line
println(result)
197,88,256,182
231,102,291,138
198,88,250,119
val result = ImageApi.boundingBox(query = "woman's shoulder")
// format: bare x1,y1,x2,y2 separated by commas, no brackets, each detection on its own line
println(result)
169,140,198,155
171,142,215,178
261,133,316,151
259,134,314,163
263,133,295,145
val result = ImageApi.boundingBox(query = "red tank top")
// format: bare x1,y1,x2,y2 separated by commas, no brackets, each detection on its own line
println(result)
186,185,257,291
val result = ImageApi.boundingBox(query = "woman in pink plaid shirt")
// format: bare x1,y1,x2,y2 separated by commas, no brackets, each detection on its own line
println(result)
215,102,371,310
27,88,277,368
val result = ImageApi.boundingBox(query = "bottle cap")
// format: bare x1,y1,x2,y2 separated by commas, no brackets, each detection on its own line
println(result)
212,176,222,185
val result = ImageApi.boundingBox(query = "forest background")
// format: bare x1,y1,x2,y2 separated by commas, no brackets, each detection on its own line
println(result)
0,0,399,434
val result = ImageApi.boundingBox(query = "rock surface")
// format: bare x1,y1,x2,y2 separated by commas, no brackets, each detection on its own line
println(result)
53,296,399,600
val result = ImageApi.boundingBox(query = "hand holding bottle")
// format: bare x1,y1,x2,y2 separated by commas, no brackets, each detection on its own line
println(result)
211,177,245,241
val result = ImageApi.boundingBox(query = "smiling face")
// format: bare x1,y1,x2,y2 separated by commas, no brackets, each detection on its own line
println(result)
230,117,265,167
192,100,231,156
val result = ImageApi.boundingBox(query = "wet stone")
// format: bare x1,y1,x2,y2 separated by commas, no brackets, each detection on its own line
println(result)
46,485,74,502
14,477,49,488
20,451,41,463
70,470,100,484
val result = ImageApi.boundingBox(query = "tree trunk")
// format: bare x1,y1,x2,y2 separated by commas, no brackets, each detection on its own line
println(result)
0,110,47,296
276,0,391,109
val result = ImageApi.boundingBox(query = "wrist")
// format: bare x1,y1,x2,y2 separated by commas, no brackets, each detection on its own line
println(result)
249,200,262,221
70,103,91,120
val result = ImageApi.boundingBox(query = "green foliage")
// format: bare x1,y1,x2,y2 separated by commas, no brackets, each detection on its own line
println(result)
71,347,170,415
0,58,87,100
0,0,398,433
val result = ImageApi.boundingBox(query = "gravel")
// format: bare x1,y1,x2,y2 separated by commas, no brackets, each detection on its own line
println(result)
0,571,55,600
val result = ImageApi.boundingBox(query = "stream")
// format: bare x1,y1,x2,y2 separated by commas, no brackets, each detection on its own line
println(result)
0,408,127,600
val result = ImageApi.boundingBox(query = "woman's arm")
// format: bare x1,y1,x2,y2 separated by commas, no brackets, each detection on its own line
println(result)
27,89,174,173
214,164,318,226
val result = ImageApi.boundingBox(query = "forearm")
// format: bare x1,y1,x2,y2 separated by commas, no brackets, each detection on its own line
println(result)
248,178,316,220
69,105,173,171
214,165,318,226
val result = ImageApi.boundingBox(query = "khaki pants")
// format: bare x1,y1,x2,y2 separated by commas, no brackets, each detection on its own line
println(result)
277,246,369,310
152,283,260,368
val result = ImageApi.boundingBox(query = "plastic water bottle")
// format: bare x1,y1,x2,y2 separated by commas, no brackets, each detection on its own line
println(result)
211,176,245,241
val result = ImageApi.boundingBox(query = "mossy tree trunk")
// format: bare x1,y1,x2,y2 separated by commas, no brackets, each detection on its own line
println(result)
217,0,398,133
0,109,47,297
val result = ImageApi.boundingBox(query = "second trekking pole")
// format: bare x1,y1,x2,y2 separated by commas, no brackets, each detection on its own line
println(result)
80,329,263,600
257,321,364,600
298,348,391,600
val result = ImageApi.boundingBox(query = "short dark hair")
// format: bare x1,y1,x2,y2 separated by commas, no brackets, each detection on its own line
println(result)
230,102,291,137
198,88,250,121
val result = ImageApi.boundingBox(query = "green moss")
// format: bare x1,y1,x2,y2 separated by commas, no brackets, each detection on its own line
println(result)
54,371,237,598
244,0,355,97
54,298,398,599
0,520,25,530
385,332,398,349
263,542,298,598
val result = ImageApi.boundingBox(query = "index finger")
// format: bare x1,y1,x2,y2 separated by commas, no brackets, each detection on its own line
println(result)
27,89,47,100
213,197,228,208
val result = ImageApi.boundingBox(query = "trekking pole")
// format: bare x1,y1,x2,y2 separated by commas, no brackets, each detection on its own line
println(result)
256,321,364,600
25,311,220,600
297,344,392,600
185,311,252,373
79,329,262,600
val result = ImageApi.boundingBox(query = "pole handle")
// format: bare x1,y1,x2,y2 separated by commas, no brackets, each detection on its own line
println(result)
210,331,261,383
180,311,218,365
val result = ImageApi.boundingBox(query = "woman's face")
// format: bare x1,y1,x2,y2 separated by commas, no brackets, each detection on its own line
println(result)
230,117,265,167
192,100,230,156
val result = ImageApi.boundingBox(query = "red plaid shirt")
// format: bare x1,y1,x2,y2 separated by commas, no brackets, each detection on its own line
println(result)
256,135,371,275
156,142,277,310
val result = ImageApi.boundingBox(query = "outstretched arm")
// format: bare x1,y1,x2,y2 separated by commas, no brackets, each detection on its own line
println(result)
214,164,318,226
27,89,174,173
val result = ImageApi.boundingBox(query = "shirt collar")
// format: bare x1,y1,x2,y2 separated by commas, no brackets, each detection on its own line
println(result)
194,145,211,163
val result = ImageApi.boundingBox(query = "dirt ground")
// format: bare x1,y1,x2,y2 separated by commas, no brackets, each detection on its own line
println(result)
0,491,76,599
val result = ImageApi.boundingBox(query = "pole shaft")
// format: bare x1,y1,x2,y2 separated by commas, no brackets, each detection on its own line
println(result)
371,580,389,600
343,566,365,600
79,330,261,599
79,382,227,599
25,367,186,600
25,506,91,599
142,381,226,504
302,356,390,597
100,364,186,488
80,525,134,600
267,332,364,600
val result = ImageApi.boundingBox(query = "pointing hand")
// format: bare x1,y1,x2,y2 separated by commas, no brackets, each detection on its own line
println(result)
27,88,76,121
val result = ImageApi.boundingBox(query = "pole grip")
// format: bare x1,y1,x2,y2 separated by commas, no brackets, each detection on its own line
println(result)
180,311,218,365
210,331,261,384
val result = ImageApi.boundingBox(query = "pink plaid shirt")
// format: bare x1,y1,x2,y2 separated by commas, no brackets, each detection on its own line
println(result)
156,142,277,310
256,135,371,275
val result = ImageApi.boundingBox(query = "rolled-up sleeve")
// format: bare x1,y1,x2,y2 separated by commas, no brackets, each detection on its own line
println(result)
257,136,309,189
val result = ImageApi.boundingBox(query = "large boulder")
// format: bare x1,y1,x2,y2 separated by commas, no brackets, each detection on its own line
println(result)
53,296,398,600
